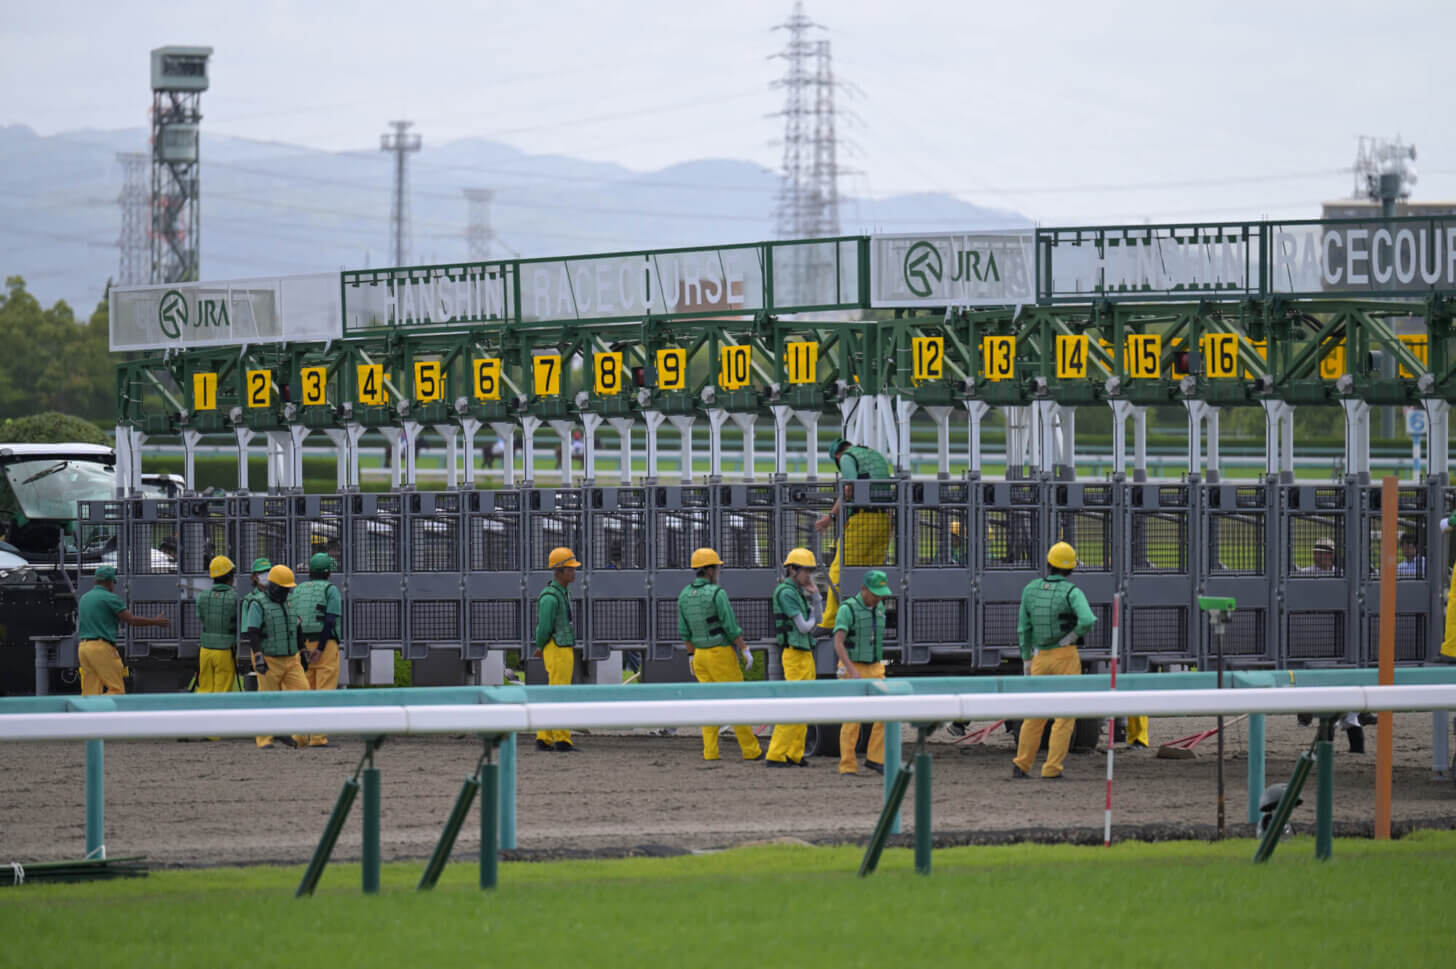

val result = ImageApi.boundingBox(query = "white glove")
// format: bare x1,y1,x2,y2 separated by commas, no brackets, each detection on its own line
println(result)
741,648,753,668
1442,518,1451,534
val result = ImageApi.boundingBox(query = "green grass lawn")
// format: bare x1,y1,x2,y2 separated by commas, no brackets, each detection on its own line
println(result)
3,834,1449,968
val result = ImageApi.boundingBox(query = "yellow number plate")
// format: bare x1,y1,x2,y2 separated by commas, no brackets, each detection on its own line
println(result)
594,351,623,396
785,341,818,385
414,361,443,403
1055,334,1087,379
299,366,327,407
718,345,751,390
245,369,270,409
912,336,944,383
533,354,561,397
192,372,217,411
356,364,386,406
1127,334,1161,379
983,336,1015,382
473,358,501,401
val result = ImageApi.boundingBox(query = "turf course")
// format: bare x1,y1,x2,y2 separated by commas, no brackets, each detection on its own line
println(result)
3,834,1449,968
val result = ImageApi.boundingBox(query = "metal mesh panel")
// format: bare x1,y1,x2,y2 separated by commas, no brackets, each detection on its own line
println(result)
530,513,582,571
883,596,897,642
127,521,179,575
591,598,647,642
180,605,201,641
1370,512,1426,580
1082,485,1112,506
719,509,773,569
591,512,647,570
1219,608,1266,656
777,483,838,565
180,513,228,576
1287,611,1344,659
240,519,290,575
912,507,970,567
1209,512,1264,575
1288,514,1344,578
655,510,710,571
840,508,896,567
469,514,520,572
1057,511,1111,571
410,600,462,642
1084,602,1112,652
1010,484,1039,504
1158,486,1189,508
982,602,1020,650
352,600,402,642
1129,606,1187,655
985,509,1038,569
655,598,680,642
469,599,522,644
729,597,774,641
410,514,460,572
1235,486,1265,508
1131,512,1188,573
910,599,968,645
294,515,344,575
79,522,120,562
128,601,179,640
350,516,400,573
1368,612,1426,662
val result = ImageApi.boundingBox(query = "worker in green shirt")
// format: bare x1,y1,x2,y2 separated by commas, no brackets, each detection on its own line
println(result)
195,556,239,697
832,570,893,776
289,552,343,747
816,438,893,628
239,557,272,690
245,564,307,750
1012,541,1097,780
766,547,823,767
76,565,169,696
679,547,763,762
534,546,581,752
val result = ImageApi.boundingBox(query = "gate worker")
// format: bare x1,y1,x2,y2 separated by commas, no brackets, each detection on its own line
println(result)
1443,513,1456,660
816,439,893,628
239,557,272,690
196,556,239,700
766,548,823,767
535,547,581,752
831,570,893,776
290,552,343,747
679,547,763,762
245,565,307,750
76,565,170,696
1012,542,1096,780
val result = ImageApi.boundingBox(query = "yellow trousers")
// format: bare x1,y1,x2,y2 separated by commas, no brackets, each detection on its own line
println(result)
1013,645,1081,777
255,653,308,749
820,511,893,628
692,647,762,760
1443,562,1456,658
839,660,886,773
1126,715,1149,747
766,647,817,763
303,638,340,746
78,640,126,696
197,647,236,694
536,640,575,747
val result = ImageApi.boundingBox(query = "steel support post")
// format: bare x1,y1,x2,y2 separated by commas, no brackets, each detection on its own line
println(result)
232,426,254,493
400,419,422,489
458,417,481,488
1132,406,1148,482
706,408,729,479
434,423,460,490
323,428,350,491
1340,399,1372,484
519,416,542,486
1184,400,1209,479
579,413,604,484
1260,400,1292,482
923,406,953,478
1247,713,1266,824
883,719,902,834
181,428,202,493
480,758,500,889
1433,713,1450,780
965,400,990,476
1110,400,1135,479
894,396,917,475
263,431,287,492
642,410,666,482
1206,406,1221,483
361,763,381,893
667,415,695,485
289,424,311,492
1315,735,1334,860
1426,400,1449,483
914,747,932,875
488,421,518,487
608,417,635,485
344,422,365,490
499,732,517,850
730,412,758,481
1058,404,1076,480
771,405,791,478
113,424,132,498
795,409,822,480
378,426,404,490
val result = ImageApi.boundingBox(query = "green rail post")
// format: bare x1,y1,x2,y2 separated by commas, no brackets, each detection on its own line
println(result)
85,739,104,859
913,745,932,875
481,752,500,890
361,761,381,894
1247,714,1266,825
295,777,360,896
417,774,481,890
1315,733,1334,861
1253,753,1313,863
499,732,517,850
882,720,902,835
858,765,912,877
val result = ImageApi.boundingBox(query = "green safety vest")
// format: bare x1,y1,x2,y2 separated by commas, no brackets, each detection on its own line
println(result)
842,445,892,481
196,583,238,649
1020,576,1084,650
247,595,298,657
772,580,814,650
678,579,730,648
288,579,336,637
538,582,575,647
838,594,884,664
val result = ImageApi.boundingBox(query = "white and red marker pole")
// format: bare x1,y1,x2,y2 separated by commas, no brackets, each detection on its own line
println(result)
1104,593,1121,847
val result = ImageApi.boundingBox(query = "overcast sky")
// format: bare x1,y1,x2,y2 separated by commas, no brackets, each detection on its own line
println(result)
5,0,1455,226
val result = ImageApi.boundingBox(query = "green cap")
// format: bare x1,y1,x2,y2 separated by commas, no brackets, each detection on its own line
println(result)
250,557,272,574
95,565,117,582
863,570,893,597
827,438,850,462
309,552,335,574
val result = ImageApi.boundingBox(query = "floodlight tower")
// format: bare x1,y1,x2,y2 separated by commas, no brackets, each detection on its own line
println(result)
1353,136,1418,218
149,46,211,284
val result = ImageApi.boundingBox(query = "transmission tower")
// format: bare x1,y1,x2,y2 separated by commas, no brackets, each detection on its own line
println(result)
116,152,150,286
463,187,495,261
1352,135,1418,217
771,3,841,239
149,46,211,284
381,120,422,266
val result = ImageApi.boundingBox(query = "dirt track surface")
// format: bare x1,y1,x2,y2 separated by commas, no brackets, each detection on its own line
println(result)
2,714,1453,867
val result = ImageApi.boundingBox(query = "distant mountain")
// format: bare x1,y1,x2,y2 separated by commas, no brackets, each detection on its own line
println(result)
0,124,1027,311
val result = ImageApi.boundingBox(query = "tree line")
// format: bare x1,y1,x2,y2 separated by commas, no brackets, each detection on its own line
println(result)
0,276,113,425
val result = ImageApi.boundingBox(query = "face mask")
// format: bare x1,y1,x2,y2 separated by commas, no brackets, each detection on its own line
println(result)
255,576,269,588
267,583,290,604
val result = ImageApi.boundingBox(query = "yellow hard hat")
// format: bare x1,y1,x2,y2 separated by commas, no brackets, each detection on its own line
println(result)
690,547,723,569
208,555,236,579
783,547,817,568
1047,542,1077,570
547,547,581,569
950,519,963,537
267,564,297,588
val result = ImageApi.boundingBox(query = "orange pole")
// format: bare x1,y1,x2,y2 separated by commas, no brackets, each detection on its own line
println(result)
1375,476,1397,839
